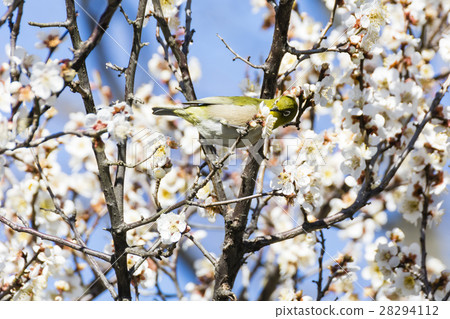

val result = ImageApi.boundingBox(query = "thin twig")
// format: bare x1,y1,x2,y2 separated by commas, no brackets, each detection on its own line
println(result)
0,0,23,27
0,215,111,262
315,230,326,300
184,233,217,266
187,190,282,208
28,20,70,28
217,33,266,70
420,167,431,298
0,129,107,155
182,0,195,56
314,0,338,49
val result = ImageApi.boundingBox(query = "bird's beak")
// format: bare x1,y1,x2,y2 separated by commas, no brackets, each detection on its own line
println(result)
270,107,280,112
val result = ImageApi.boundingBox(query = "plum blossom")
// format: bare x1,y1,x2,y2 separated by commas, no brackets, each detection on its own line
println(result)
0,80,11,113
253,101,276,137
156,212,187,245
275,165,296,196
438,34,450,63
375,242,400,277
145,0,185,20
393,269,421,297
30,60,64,100
196,182,219,223
35,29,64,50
341,143,376,184
108,114,132,143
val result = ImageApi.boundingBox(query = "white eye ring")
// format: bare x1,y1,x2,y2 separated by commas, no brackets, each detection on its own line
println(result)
282,110,291,117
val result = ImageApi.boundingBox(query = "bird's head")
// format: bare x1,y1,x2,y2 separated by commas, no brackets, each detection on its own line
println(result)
269,95,298,128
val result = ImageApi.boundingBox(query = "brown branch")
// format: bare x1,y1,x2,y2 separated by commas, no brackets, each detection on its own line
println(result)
420,167,431,298
70,0,122,71
245,74,450,252
315,230,326,300
217,34,266,70
64,0,130,300
0,214,112,262
0,129,107,155
9,0,23,82
182,0,194,56
28,21,70,28
151,0,196,101
213,0,296,301
0,0,23,27
114,0,146,219
314,0,338,49
186,190,282,208
78,271,117,301
260,0,295,99
184,233,217,266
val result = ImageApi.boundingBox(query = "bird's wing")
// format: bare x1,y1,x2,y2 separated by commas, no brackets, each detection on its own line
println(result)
183,96,262,107
181,96,263,127
183,99,260,127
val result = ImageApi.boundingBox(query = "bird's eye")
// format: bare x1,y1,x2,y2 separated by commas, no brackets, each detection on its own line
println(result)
282,110,291,117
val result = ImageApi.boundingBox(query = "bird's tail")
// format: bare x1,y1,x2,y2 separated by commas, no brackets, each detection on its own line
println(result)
152,105,181,116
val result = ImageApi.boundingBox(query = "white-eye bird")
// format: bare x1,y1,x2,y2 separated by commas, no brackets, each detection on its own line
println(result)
152,95,298,147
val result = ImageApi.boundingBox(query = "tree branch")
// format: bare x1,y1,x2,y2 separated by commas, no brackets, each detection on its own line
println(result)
70,0,122,71
0,214,111,262
217,34,266,70
64,0,130,300
213,0,296,301
245,75,450,252
0,0,23,27
152,0,196,101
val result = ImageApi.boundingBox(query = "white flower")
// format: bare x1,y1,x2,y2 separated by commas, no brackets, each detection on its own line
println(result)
0,80,11,113
341,144,376,181
387,227,405,242
419,64,434,80
393,269,421,296
148,52,172,82
108,114,132,143
250,0,266,13
297,185,321,213
254,101,276,137
157,168,186,206
398,195,422,225
35,29,64,50
345,0,387,52
278,288,297,301
145,0,185,19
375,242,400,276
262,114,276,138
188,57,202,82
3,0,13,6
275,165,296,195
54,280,70,292
438,34,450,63
180,125,200,155
156,212,187,245
194,255,216,279
30,60,64,100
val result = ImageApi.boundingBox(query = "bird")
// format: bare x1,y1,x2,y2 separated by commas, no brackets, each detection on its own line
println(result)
152,95,298,147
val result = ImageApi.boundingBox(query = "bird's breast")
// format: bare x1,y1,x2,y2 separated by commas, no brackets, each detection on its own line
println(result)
195,120,262,147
